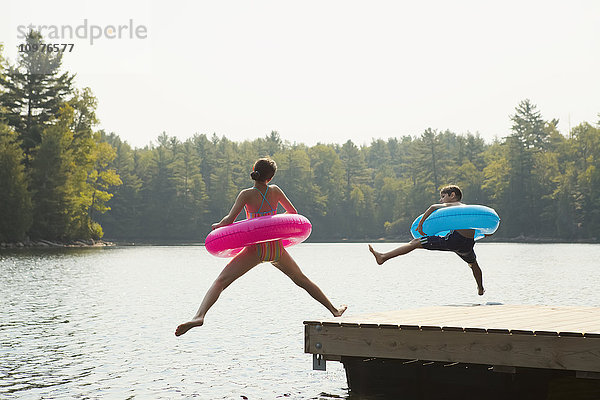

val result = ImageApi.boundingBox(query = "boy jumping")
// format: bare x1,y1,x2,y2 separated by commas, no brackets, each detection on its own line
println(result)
369,185,485,295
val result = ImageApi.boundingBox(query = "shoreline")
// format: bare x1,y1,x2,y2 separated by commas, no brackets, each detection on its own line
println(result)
2,236,597,249
0,239,115,249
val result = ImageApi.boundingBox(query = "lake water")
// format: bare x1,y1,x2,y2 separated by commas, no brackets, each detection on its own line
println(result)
1,243,600,399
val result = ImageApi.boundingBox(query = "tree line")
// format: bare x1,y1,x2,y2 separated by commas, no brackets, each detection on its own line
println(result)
1,32,599,243
0,33,120,242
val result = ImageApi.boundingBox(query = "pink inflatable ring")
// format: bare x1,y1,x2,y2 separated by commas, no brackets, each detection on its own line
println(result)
205,214,312,258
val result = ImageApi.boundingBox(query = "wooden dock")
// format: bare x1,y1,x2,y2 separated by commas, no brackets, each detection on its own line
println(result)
304,304,600,398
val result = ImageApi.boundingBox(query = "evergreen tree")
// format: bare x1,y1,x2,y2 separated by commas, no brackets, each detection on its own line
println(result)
171,140,207,238
192,133,216,195
260,130,283,155
97,133,142,238
510,99,548,150
420,128,445,190
502,100,547,235
274,146,316,216
308,144,345,238
0,31,73,156
373,165,400,234
29,106,75,239
139,134,178,237
339,140,367,188
0,123,32,241
0,44,6,83
207,136,238,220
366,138,391,170
571,122,600,237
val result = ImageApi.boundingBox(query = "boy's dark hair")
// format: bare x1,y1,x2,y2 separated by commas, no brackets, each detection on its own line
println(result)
440,185,462,201
251,158,277,181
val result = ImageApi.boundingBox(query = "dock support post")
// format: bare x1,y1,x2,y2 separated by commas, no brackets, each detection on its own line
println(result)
313,354,326,371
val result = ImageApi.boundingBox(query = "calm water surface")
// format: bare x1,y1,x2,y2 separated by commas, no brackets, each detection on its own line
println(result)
1,243,599,399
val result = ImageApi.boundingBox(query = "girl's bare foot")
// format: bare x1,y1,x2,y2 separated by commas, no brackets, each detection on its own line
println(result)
175,317,204,336
368,245,385,265
333,305,348,317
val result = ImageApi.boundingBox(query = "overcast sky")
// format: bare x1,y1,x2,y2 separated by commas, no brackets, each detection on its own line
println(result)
3,0,600,148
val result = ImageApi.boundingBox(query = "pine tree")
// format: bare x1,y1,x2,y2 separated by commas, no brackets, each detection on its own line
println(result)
421,128,445,190
29,106,75,239
0,31,73,157
0,44,6,82
339,140,367,188
510,99,547,150
0,123,32,241
96,133,142,238
170,140,206,238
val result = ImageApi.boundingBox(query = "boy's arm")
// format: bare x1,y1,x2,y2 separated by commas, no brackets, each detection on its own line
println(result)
417,202,462,235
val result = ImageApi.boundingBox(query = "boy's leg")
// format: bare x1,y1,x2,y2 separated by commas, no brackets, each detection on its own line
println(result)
369,238,422,265
451,233,484,296
175,246,261,336
468,261,485,296
273,250,347,317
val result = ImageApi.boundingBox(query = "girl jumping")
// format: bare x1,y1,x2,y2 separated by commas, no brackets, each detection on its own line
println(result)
175,157,347,336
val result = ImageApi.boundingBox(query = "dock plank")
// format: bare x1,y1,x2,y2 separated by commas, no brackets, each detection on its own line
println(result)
311,304,600,334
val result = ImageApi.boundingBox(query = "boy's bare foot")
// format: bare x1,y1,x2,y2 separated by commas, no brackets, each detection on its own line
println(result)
478,287,485,296
175,317,204,336
368,244,385,265
333,305,348,317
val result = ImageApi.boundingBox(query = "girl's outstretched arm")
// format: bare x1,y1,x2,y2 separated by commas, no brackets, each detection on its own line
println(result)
273,185,297,214
212,191,247,229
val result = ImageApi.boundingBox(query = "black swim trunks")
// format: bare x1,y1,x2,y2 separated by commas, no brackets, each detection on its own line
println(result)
419,231,477,264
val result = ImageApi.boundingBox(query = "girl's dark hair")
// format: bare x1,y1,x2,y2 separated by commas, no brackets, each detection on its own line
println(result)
440,185,462,201
251,158,277,181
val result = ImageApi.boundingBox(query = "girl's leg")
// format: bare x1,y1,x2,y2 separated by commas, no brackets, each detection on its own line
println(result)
272,250,347,317
369,238,422,265
175,247,261,336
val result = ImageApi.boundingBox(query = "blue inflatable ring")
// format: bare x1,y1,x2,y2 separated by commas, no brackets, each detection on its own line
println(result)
410,204,500,240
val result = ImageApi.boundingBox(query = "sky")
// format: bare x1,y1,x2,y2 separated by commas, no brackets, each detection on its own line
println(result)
2,0,600,148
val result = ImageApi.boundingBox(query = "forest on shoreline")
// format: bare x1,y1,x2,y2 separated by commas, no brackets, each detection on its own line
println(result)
1,32,599,244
